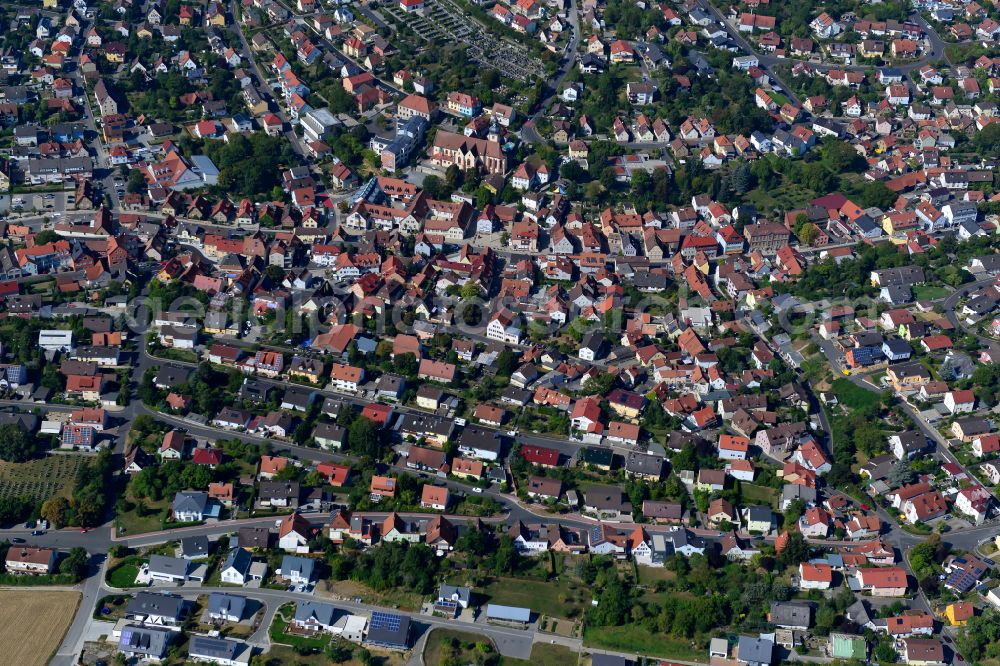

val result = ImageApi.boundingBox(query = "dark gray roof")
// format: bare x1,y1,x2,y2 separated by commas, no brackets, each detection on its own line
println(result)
125,592,185,620
366,611,411,648
281,555,316,580
189,635,246,662
259,481,300,501
624,451,664,477
207,592,246,619
172,490,208,515
438,584,471,605
883,338,913,355
398,413,455,438
237,527,271,549
282,386,317,407
458,425,501,454
592,655,635,666
0,412,38,431
585,485,630,511
313,422,345,441
148,554,189,578
737,635,774,664
293,600,337,625
180,535,209,558
770,601,811,628
221,547,252,575
239,378,273,401
873,265,925,286
376,373,405,392
154,365,191,388
746,505,772,523
119,625,172,658
782,484,817,503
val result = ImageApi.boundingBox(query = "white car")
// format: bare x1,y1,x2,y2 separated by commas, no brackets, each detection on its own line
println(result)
473,487,483,494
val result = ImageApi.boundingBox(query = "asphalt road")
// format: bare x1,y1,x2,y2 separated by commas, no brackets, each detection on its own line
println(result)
15,11,989,658
791,278,1000,553
699,2,951,93
229,0,308,158
520,0,581,145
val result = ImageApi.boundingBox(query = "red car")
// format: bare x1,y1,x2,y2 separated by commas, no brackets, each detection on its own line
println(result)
80,528,88,533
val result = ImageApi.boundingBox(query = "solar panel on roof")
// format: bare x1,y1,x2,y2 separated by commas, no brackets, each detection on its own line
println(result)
370,611,402,631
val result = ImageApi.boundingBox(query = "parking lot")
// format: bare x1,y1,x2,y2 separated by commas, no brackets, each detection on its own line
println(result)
10,190,73,215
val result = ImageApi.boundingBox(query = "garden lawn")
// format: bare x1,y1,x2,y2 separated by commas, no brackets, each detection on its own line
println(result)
106,556,145,588
479,576,587,619
913,284,950,300
744,180,815,214
270,606,331,651
740,483,776,506
116,496,168,536
636,565,676,585
151,347,200,364
585,624,708,663
830,378,882,411
769,92,789,107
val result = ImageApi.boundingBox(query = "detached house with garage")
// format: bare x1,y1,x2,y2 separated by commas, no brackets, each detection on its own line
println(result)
172,490,209,522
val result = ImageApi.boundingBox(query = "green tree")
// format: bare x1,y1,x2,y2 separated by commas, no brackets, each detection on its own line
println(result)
861,181,896,209
887,459,915,487
0,424,37,462
873,637,898,663
41,496,70,528
445,164,461,192
349,417,383,458
491,535,519,574
579,372,616,396
778,531,810,567
0,497,34,526
179,463,212,491
588,575,632,626
783,498,806,527
394,353,418,378
494,349,517,377
60,547,89,581
460,282,480,300
422,175,444,199
127,168,147,194
32,230,61,245
324,642,352,663
797,222,820,246
729,162,753,194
